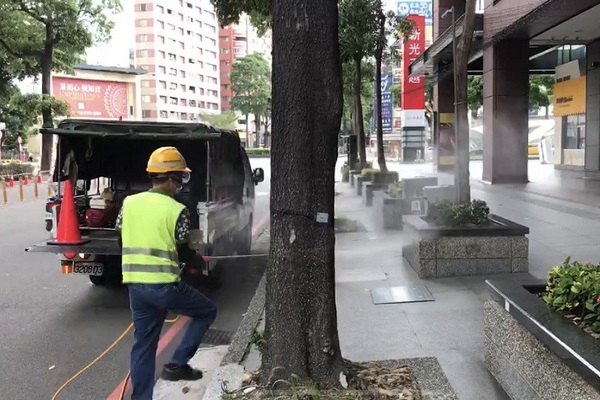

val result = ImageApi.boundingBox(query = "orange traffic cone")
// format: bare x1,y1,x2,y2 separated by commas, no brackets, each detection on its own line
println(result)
8,175,13,188
36,174,42,184
23,175,29,185
49,180,88,245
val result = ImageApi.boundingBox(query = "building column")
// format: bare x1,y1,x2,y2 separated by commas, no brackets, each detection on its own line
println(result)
432,0,465,170
585,40,600,173
482,39,529,184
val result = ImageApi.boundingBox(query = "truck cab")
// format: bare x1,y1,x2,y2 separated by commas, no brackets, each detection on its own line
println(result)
27,119,264,286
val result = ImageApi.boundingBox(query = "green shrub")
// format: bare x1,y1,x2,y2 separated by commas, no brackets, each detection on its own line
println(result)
427,200,490,227
0,162,34,178
360,168,378,180
543,257,600,333
388,182,403,198
372,170,398,184
245,147,270,156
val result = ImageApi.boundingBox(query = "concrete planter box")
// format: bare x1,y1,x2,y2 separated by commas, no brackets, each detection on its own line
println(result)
354,175,370,195
485,279,600,400
349,170,361,187
402,214,529,278
362,182,388,207
379,195,428,229
402,176,438,199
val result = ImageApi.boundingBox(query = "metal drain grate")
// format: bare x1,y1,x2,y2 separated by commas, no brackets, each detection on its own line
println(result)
203,329,235,346
371,285,435,305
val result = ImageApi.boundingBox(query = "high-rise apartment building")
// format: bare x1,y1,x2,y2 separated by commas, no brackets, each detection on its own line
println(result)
219,14,272,111
133,0,221,121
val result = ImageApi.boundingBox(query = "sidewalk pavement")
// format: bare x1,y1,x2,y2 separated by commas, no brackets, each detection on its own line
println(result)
334,159,600,399
157,158,600,399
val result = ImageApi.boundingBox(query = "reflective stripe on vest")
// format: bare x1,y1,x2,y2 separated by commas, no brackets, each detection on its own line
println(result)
121,247,179,262
120,191,185,284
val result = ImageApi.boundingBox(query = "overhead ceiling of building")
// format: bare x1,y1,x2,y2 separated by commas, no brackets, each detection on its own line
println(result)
533,3,600,44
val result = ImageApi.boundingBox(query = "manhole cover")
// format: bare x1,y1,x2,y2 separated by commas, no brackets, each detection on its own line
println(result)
371,285,435,305
203,329,235,346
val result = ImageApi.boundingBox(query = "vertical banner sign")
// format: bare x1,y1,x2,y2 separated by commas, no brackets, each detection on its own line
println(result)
372,74,393,133
401,14,426,110
381,74,393,133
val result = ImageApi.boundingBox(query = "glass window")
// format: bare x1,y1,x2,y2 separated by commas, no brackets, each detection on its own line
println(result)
564,114,585,149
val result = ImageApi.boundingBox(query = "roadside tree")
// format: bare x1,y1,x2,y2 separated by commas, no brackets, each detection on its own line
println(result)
230,52,271,148
339,0,379,169
372,3,415,172
0,0,120,170
454,0,478,203
212,0,347,385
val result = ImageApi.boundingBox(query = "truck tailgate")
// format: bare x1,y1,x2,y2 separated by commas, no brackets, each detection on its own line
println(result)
26,230,121,255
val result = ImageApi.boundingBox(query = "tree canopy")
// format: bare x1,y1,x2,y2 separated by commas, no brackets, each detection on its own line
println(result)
467,76,483,116
199,111,239,130
0,0,120,169
0,0,120,74
466,75,555,115
230,52,271,118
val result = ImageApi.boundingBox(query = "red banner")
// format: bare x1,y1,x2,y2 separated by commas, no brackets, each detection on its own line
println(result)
401,14,426,110
52,77,129,119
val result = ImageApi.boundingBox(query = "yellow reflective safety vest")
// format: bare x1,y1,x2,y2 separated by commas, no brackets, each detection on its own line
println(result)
120,191,186,284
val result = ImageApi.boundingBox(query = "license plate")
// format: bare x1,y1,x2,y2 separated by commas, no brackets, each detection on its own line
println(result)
73,262,103,276
45,212,52,219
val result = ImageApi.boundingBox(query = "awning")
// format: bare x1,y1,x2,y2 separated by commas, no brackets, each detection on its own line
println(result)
409,13,484,78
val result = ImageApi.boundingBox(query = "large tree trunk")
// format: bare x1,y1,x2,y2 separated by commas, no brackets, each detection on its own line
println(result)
353,56,367,168
375,9,387,173
454,0,477,203
40,36,54,172
262,0,345,386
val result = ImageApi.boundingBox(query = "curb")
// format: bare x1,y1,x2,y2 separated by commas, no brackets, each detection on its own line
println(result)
221,273,266,366
202,273,266,400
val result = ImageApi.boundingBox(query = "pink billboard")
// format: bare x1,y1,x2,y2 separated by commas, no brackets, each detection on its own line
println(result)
52,77,129,119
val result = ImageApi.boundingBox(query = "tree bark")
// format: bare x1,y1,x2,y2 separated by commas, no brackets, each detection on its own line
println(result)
262,0,345,387
353,56,367,168
375,8,387,173
245,114,251,147
40,27,55,172
255,114,261,146
454,0,477,204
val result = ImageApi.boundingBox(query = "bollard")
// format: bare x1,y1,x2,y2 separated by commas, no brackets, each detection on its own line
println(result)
1,180,6,205
18,177,23,201
34,177,39,198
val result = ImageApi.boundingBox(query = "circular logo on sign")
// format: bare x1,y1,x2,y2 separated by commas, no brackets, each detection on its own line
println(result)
104,84,127,118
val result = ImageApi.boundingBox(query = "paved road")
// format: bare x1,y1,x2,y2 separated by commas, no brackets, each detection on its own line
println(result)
0,157,270,400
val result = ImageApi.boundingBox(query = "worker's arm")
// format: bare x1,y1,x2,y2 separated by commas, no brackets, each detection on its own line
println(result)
175,208,200,267
115,207,123,248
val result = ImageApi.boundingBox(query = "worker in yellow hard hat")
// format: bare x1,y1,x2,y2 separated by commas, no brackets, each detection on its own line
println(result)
115,146,217,400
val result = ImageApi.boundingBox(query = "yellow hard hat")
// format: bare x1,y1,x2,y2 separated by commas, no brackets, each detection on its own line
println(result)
146,146,191,174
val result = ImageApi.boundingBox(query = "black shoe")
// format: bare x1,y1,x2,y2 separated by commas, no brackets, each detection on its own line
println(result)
161,363,203,381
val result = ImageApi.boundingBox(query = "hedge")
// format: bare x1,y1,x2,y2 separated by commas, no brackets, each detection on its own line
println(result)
0,162,35,179
245,147,271,156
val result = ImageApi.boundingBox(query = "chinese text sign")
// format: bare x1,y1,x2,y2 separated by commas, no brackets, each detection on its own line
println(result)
401,14,425,111
52,77,129,119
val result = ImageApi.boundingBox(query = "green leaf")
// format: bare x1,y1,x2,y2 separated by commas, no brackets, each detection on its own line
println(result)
230,52,271,118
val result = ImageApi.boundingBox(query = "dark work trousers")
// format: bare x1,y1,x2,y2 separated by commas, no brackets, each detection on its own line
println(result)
128,281,217,400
